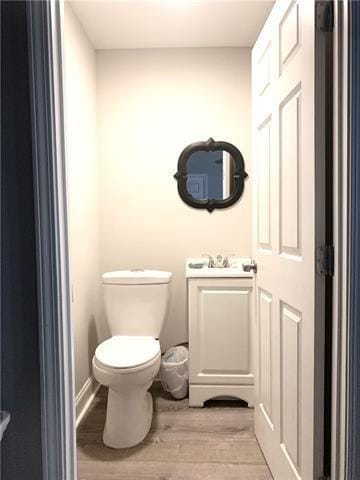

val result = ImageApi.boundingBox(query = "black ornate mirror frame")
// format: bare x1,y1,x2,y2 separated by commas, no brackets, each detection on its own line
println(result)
174,138,248,212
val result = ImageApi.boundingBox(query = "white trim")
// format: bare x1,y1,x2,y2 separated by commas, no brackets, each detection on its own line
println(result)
27,1,76,478
51,4,77,475
189,385,254,408
331,1,349,478
222,151,231,198
76,377,100,428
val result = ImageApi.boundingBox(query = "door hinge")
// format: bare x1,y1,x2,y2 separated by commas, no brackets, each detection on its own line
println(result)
316,245,334,276
316,1,334,32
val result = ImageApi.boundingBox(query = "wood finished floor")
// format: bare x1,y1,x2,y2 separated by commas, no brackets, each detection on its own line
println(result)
77,383,272,480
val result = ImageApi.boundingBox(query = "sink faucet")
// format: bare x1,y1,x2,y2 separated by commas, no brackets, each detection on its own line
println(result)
202,254,216,268
217,253,236,268
216,254,230,268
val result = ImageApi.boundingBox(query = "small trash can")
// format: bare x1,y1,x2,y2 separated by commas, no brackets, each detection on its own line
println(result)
160,346,189,399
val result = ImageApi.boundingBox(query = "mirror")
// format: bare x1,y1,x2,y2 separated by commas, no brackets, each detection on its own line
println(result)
174,138,247,212
186,150,236,201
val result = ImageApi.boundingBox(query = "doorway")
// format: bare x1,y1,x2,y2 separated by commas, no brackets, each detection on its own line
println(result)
25,2,346,478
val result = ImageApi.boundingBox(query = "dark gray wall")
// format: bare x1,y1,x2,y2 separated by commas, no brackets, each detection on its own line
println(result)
1,1,43,478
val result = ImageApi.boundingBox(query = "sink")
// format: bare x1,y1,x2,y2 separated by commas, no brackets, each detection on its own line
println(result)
185,257,253,278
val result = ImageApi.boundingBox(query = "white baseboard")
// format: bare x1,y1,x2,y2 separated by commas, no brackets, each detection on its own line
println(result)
75,375,100,428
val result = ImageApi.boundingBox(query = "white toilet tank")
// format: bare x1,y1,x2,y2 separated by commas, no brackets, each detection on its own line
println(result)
102,270,172,337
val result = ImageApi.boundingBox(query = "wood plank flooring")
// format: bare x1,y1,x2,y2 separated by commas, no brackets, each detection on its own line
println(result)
77,383,272,480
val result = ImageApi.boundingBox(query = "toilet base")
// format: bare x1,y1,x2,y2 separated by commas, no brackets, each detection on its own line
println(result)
103,387,153,449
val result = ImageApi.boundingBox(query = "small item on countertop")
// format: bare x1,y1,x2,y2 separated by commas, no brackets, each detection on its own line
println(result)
188,262,204,269
215,254,224,268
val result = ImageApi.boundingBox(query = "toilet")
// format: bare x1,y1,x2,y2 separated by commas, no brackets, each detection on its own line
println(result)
92,269,172,449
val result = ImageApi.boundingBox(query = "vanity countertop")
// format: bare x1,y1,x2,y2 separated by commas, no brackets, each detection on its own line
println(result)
186,258,253,278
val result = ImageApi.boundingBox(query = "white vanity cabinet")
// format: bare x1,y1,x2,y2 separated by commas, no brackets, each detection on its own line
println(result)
187,273,254,407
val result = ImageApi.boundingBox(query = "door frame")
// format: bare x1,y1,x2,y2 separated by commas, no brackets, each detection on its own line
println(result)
27,1,76,479
331,1,349,479
346,1,360,479
28,1,351,479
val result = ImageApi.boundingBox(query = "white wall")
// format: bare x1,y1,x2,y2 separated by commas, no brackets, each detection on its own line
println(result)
63,4,104,402
96,48,252,349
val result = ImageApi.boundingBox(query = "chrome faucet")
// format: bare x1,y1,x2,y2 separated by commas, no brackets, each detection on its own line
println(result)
216,254,231,268
223,256,230,268
202,254,233,268
202,254,216,268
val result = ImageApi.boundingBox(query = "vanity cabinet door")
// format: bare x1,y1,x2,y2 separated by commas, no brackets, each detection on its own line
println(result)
188,278,253,386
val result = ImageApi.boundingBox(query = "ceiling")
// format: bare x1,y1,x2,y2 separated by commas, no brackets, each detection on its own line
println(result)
69,0,274,50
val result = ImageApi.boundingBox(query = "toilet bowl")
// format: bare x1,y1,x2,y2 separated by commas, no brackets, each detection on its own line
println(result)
93,270,172,449
93,335,161,448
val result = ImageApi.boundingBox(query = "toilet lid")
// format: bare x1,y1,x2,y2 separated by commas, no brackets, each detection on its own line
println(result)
95,336,160,369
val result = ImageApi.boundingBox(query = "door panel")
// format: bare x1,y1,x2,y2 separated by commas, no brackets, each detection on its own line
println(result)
280,302,301,471
258,288,273,427
279,1,300,68
279,86,301,256
252,1,326,479
188,278,253,385
186,174,208,200
258,119,272,251
200,287,249,374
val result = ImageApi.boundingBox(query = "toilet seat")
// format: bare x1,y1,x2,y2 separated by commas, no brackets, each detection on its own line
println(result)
95,335,160,370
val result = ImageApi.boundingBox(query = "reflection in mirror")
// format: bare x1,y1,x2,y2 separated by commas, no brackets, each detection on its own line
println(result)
186,150,236,201
174,138,247,212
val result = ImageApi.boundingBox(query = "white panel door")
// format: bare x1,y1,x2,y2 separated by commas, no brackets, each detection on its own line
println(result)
252,1,326,479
